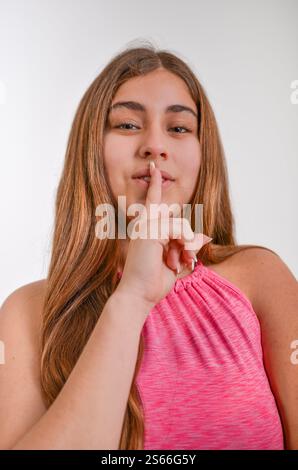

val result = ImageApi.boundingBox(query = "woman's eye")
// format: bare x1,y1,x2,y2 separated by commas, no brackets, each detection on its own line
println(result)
115,123,139,130
170,126,191,134
115,123,191,133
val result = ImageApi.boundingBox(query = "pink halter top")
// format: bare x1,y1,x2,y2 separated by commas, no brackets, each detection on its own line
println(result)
117,258,284,450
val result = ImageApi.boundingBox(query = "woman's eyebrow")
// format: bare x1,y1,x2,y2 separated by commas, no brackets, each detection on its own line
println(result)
109,101,198,119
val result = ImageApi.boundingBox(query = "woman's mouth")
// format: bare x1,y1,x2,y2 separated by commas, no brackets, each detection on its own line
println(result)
132,176,174,189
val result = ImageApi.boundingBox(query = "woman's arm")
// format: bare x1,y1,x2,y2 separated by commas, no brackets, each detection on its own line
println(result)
248,248,298,450
0,287,152,449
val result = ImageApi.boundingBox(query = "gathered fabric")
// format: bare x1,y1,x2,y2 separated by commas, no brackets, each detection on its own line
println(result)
118,258,284,450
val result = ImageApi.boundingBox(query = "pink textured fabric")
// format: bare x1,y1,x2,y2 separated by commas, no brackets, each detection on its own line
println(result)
117,259,284,450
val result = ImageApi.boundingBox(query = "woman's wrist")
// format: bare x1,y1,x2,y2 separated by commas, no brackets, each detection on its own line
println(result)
105,288,154,331
114,283,155,310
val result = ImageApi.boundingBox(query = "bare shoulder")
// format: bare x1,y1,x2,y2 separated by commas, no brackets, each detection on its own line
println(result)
238,247,297,315
206,245,297,318
1,279,47,308
0,279,47,449
205,245,257,308
1,278,47,333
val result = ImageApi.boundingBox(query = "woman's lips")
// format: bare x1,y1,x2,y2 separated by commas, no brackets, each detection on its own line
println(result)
132,177,174,189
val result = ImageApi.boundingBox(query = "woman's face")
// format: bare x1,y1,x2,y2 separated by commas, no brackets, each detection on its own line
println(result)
103,68,201,219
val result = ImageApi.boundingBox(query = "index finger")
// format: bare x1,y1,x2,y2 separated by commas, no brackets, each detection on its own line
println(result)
145,161,162,218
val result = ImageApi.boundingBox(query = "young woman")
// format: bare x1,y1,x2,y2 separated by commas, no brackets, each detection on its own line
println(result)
0,44,297,450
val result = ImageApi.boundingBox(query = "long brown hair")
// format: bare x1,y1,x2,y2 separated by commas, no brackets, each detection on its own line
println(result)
40,40,277,449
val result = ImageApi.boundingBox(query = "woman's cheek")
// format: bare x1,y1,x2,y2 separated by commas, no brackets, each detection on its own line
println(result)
182,154,201,177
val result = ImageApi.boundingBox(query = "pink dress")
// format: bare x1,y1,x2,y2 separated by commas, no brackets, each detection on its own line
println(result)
117,258,284,450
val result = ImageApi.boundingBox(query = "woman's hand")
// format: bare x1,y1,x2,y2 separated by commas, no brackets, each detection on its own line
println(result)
115,161,212,309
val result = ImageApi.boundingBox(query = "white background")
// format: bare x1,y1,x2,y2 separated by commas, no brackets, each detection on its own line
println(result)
0,0,297,304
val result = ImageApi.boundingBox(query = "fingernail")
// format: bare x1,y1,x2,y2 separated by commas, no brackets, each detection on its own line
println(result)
191,259,195,272
149,161,155,175
176,263,181,275
204,236,213,243
193,254,198,263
